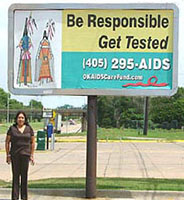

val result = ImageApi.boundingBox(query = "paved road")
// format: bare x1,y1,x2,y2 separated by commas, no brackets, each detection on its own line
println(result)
1,134,184,199
1,136,184,181
60,123,82,134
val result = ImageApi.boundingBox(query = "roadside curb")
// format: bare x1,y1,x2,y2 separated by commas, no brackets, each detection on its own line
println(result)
1,188,184,199
55,138,184,143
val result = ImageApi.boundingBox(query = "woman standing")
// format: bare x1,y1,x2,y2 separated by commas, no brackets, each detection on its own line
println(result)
5,111,35,200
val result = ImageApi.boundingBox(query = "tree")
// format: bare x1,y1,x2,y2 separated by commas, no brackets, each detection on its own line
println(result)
150,87,184,128
57,104,74,109
0,88,10,108
97,96,114,128
29,99,43,109
9,99,24,109
97,96,144,128
81,104,87,109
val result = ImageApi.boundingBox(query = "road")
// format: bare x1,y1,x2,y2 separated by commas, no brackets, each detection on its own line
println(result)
1,137,184,199
60,123,82,133
0,138,184,181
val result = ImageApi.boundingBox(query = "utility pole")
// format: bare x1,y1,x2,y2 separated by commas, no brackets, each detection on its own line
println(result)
7,93,10,124
30,100,33,122
143,97,149,136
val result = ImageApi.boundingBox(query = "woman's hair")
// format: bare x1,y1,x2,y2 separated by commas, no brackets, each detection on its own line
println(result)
14,111,29,126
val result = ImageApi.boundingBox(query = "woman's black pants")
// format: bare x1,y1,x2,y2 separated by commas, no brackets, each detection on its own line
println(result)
11,154,29,200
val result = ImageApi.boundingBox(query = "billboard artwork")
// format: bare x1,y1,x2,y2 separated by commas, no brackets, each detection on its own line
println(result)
14,11,61,89
9,4,178,96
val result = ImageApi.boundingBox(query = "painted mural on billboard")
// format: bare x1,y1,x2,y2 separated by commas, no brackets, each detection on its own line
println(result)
14,11,61,89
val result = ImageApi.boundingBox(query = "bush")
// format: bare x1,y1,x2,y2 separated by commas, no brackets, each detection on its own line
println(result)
162,121,171,130
170,120,179,129
124,120,143,129
148,120,156,130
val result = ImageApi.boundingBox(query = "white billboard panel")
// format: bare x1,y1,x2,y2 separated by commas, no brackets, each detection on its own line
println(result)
8,3,179,96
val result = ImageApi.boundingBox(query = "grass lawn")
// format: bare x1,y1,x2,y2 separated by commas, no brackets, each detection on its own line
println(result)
0,123,12,134
56,128,184,141
96,128,184,141
29,122,44,131
0,122,44,134
1,121,184,141
0,179,9,188
1,178,184,191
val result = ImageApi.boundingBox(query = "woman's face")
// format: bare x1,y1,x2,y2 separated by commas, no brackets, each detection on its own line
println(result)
17,113,25,127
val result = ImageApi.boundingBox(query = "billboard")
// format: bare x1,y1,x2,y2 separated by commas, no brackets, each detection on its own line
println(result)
8,3,179,96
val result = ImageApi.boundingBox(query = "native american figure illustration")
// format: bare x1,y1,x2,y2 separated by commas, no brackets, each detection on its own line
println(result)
35,19,55,85
17,14,37,86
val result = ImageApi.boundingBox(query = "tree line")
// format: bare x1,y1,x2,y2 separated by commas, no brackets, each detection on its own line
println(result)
1,86,184,129
97,87,184,130
0,88,43,122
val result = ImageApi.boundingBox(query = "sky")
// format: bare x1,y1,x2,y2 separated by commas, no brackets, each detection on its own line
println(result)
0,0,184,108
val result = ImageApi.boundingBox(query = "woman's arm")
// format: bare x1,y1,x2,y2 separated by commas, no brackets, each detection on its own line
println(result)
5,135,11,164
30,136,35,165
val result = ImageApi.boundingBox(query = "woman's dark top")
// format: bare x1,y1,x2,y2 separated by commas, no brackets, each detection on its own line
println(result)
7,125,34,157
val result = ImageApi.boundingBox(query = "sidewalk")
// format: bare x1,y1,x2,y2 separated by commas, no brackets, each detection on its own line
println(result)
1,188,184,200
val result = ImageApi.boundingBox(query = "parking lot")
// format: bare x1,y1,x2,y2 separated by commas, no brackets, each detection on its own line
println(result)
1,138,184,181
1,133,184,199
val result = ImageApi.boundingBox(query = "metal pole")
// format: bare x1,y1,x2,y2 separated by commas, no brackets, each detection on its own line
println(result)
82,112,87,132
66,115,68,134
7,93,9,124
46,120,49,150
30,100,33,122
143,97,149,136
46,131,49,150
86,96,97,198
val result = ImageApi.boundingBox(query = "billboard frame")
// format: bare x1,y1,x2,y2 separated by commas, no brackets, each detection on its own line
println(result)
8,3,179,96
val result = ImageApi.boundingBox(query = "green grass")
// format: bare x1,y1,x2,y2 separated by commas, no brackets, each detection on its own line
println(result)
2,121,184,141
0,123,12,134
55,132,86,137
26,177,184,191
96,128,184,141
29,122,44,131
0,179,9,188
1,178,184,191
56,128,184,141
0,122,44,134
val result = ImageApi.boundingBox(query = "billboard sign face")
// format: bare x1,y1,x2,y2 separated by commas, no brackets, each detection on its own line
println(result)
8,4,179,96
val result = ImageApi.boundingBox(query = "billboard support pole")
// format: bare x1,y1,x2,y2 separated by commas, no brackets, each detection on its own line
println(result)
86,95,97,198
